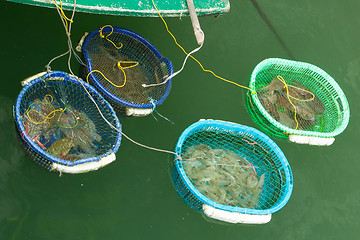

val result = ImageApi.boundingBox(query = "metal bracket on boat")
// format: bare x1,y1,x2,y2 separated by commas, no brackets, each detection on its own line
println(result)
186,0,204,45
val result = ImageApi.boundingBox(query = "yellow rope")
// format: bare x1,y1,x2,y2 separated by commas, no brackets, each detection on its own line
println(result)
86,59,139,88
118,61,139,69
276,75,299,133
276,75,319,133
26,94,56,125
26,107,59,125
99,25,124,49
86,25,141,88
276,76,315,102
44,94,54,103
26,94,78,128
86,69,126,88
51,0,73,36
151,0,256,94
151,0,320,133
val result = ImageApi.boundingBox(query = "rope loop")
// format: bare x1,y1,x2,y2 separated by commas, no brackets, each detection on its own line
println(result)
99,25,124,49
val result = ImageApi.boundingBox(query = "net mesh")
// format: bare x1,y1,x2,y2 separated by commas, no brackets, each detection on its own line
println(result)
81,26,172,111
14,71,121,169
174,120,293,214
247,58,350,138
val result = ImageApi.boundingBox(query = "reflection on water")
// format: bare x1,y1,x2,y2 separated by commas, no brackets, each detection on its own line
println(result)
0,96,24,179
0,96,28,239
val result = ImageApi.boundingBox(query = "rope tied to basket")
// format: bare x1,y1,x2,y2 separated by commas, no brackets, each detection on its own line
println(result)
247,58,344,144
99,25,124,49
86,25,141,89
173,120,293,221
51,0,73,36
275,75,316,132
25,94,79,129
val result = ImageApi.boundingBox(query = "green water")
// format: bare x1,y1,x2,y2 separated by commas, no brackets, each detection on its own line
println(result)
1,0,359,239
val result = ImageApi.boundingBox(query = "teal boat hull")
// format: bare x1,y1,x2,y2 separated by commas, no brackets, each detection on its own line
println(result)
7,0,230,17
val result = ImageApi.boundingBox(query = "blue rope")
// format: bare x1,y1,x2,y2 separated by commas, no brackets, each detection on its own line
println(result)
149,98,174,124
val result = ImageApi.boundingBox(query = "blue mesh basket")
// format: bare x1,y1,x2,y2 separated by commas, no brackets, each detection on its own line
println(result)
14,71,122,174
173,119,293,224
80,26,173,116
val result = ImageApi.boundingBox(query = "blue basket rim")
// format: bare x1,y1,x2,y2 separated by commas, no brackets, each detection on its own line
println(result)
82,26,173,109
14,71,122,167
174,119,293,215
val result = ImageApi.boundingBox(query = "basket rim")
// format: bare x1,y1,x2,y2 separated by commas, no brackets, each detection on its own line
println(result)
14,71,122,167
174,119,293,215
82,26,173,109
249,58,350,138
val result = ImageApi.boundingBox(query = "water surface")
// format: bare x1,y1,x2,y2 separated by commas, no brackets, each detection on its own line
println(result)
1,0,359,239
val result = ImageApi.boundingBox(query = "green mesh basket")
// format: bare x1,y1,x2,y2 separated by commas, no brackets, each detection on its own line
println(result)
247,58,350,146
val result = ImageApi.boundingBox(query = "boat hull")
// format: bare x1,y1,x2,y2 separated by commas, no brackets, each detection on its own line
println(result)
7,0,230,17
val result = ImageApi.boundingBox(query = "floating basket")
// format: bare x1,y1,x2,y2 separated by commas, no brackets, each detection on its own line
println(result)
173,119,293,224
14,71,122,174
80,26,173,117
247,58,350,146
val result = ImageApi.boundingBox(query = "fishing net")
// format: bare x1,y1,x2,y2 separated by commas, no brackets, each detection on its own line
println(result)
14,71,122,174
173,119,293,224
80,25,173,117
247,58,350,145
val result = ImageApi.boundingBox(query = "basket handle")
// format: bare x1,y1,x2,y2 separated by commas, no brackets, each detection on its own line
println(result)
76,32,89,52
288,134,335,146
21,72,47,87
202,204,272,224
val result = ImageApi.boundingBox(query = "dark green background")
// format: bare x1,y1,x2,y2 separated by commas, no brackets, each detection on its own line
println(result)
1,0,358,239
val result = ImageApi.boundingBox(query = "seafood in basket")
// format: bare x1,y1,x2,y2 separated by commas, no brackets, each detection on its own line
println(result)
257,77,325,130
183,144,265,208
14,71,122,173
20,95,103,161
